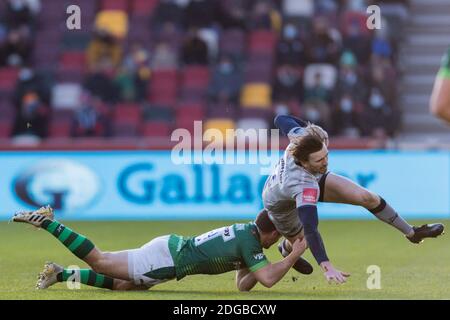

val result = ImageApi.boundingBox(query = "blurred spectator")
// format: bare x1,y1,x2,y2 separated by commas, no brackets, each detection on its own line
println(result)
0,26,33,66
13,67,50,108
118,43,151,102
304,71,332,104
341,0,368,12
334,51,366,101
342,20,372,65
272,64,303,102
362,86,397,137
184,0,218,29
5,0,40,30
216,0,247,30
248,0,281,31
306,16,342,64
276,23,307,66
86,29,123,71
12,90,49,138
315,0,338,15
151,41,179,70
301,100,331,131
332,92,362,136
84,58,120,104
208,54,242,103
153,0,185,30
181,28,209,65
72,92,109,137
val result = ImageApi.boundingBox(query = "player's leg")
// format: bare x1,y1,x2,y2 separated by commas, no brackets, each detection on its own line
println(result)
320,173,444,242
36,262,149,291
12,206,131,280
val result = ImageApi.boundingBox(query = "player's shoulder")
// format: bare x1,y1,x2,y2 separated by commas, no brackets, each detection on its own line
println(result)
233,223,259,240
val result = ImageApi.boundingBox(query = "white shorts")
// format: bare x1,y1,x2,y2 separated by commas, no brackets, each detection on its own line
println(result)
128,235,176,287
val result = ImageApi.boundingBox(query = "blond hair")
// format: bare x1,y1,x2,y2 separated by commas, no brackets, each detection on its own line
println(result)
288,123,329,164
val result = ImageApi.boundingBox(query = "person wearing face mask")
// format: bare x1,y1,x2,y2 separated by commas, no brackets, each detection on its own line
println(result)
276,23,306,67
332,93,361,136
273,64,303,102
208,54,242,103
12,90,49,138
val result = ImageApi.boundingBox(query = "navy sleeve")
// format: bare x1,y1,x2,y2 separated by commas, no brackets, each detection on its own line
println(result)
297,205,329,265
274,115,308,136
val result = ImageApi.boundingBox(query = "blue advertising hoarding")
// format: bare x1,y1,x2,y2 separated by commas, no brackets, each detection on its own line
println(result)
0,150,448,220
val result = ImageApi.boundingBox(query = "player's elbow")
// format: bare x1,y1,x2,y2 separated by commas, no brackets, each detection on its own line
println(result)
430,99,449,118
237,283,252,292
256,274,276,288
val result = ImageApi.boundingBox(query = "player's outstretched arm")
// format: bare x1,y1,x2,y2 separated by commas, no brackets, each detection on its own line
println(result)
245,239,306,290
297,205,350,284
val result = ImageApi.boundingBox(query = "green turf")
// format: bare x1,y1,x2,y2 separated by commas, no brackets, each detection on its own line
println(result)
0,220,448,300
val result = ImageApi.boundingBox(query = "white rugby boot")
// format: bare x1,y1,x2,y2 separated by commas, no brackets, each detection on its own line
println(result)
11,205,54,228
36,262,63,290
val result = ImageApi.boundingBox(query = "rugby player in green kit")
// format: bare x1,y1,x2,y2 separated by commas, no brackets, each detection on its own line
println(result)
12,206,306,291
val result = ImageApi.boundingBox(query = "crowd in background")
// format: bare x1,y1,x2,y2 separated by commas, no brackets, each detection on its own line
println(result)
0,0,410,143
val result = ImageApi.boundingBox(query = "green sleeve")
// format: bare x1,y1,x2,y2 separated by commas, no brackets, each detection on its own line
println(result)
438,47,450,78
240,235,269,272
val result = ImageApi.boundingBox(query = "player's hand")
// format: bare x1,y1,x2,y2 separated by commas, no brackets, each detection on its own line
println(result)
320,261,350,284
290,238,307,257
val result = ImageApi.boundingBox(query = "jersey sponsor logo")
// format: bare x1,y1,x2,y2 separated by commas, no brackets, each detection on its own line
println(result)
253,253,265,260
194,226,236,246
222,226,235,242
302,188,318,204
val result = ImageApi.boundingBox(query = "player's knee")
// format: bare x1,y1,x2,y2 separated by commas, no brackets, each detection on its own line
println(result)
358,190,379,209
90,252,110,274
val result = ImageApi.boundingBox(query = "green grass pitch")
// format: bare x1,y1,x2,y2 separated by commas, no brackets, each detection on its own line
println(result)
0,219,448,300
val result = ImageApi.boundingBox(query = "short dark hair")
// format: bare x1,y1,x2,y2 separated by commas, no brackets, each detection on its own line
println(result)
290,134,323,165
255,209,277,233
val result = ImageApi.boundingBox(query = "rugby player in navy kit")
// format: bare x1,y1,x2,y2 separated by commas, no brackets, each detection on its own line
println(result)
260,115,445,284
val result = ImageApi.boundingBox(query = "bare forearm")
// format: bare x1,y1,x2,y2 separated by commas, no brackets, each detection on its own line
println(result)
262,253,299,288
236,269,258,292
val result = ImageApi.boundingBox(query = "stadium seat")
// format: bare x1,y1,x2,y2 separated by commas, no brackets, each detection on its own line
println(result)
131,0,159,16
112,104,142,137
113,103,142,123
0,68,19,92
144,105,174,121
248,31,278,54
148,69,178,105
181,66,210,90
240,83,272,109
176,103,205,122
207,103,237,119
204,118,236,142
0,119,12,138
219,29,246,58
95,10,129,39
237,118,269,131
245,55,274,83
142,121,171,137
49,114,73,138
340,11,372,37
59,51,87,71
100,0,129,11
128,16,153,44
61,32,92,51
